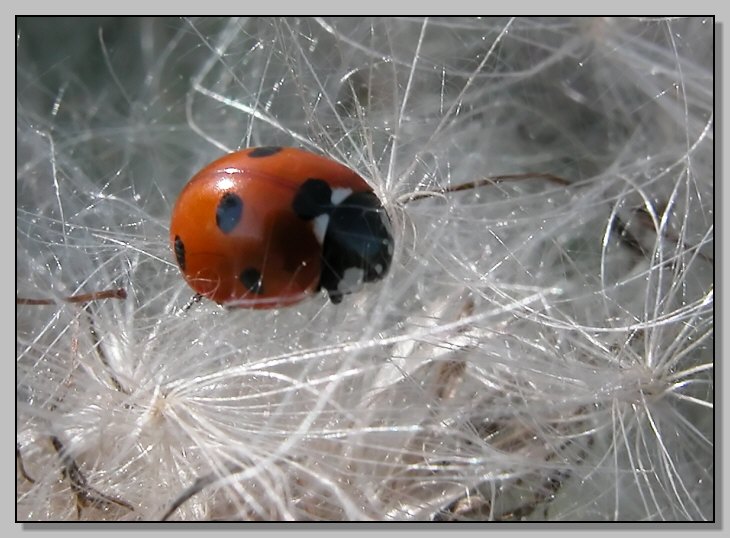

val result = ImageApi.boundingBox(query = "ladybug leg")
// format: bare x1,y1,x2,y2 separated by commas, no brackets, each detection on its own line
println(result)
327,289,344,304
181,293,204,312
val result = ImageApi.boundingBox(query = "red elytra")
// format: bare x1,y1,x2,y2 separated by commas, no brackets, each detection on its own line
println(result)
169,146,389,309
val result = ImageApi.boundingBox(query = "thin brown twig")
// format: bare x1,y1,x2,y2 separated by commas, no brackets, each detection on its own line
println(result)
16,288,127,306
399,172,571,204
50,436,134,517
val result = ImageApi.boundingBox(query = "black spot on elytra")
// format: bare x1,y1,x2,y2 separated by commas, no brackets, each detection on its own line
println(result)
248,146,283,158
239,267,264,294
292,178,333,220
216,193,243,234
174,235,186,271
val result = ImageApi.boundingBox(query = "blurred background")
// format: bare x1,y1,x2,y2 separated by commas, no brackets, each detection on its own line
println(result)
16,17,713,521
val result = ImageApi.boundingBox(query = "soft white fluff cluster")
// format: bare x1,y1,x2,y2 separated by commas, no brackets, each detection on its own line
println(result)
16,17,713,521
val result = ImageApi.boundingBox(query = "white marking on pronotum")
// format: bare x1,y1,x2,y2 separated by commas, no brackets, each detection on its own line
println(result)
338,267,365,294
374,264,383,275
331,188,352,205
313,214,330,245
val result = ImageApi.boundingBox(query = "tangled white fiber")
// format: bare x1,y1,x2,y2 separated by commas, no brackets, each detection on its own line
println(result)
16,17,713,521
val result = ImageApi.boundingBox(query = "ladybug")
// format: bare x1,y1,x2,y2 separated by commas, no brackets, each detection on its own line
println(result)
169,146,394,308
